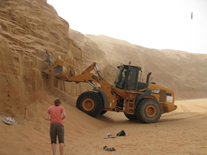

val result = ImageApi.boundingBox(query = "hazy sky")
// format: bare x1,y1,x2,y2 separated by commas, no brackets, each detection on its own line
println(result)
48,0,207,54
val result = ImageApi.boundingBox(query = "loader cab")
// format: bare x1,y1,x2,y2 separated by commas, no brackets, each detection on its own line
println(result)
114,65,141,91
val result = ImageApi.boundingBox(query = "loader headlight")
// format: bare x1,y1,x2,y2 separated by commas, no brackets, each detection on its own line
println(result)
152,90,160,94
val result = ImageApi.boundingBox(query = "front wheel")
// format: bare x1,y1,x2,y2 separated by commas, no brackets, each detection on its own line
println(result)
135,98,162,123
76,91,103,117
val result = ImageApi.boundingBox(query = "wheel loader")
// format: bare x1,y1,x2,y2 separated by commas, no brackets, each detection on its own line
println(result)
43,56,177,123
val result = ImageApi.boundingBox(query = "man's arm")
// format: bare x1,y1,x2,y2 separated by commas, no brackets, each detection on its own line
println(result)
45,113,51,121
62,110,66,120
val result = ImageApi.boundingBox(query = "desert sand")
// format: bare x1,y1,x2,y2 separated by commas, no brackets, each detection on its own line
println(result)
1,1,207,155
0,96,207,155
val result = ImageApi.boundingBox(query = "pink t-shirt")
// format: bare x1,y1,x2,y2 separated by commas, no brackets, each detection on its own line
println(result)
47,105,64,124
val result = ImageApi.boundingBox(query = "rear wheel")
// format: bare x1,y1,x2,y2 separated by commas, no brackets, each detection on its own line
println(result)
135,98,161,123
100,110,107,115
76,91,103,117
124,113,137,120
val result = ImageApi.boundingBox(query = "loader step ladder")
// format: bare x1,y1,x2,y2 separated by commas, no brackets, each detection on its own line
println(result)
124,92,137,114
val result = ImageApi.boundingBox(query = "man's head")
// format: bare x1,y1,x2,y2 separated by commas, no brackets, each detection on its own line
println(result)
54,99,61,106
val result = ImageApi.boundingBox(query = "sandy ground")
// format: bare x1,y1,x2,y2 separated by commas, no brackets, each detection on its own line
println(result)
0,98,207,155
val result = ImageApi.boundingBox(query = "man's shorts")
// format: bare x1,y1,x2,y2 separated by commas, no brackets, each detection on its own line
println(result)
50,123,64,144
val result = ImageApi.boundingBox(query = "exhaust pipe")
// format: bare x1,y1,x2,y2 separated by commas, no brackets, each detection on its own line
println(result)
146,72,152,83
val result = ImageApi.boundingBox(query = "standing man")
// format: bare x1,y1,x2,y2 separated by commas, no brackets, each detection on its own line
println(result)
45,99,66,155
44,50,51,66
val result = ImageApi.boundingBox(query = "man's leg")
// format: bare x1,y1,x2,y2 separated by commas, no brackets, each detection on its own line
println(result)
51,143,56,155
57,124,64,155
50,124,57,155
59,143,64,155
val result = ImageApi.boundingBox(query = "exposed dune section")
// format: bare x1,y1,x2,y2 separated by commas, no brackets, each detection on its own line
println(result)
0,0,84,119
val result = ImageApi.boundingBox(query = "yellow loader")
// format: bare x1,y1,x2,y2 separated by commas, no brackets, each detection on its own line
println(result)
44,56,177,123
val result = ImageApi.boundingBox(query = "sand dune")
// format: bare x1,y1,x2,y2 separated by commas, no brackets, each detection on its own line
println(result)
0,97,206,155
0,1,207,155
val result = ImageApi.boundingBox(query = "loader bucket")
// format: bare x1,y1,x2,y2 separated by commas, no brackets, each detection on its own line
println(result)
43,56,75,81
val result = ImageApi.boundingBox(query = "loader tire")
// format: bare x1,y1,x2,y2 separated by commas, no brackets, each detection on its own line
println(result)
135,98,161,123
76,91,103,117
124,113,137,120
100,110,107,115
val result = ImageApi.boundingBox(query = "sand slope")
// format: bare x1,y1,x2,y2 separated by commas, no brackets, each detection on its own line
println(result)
0,97,206,155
